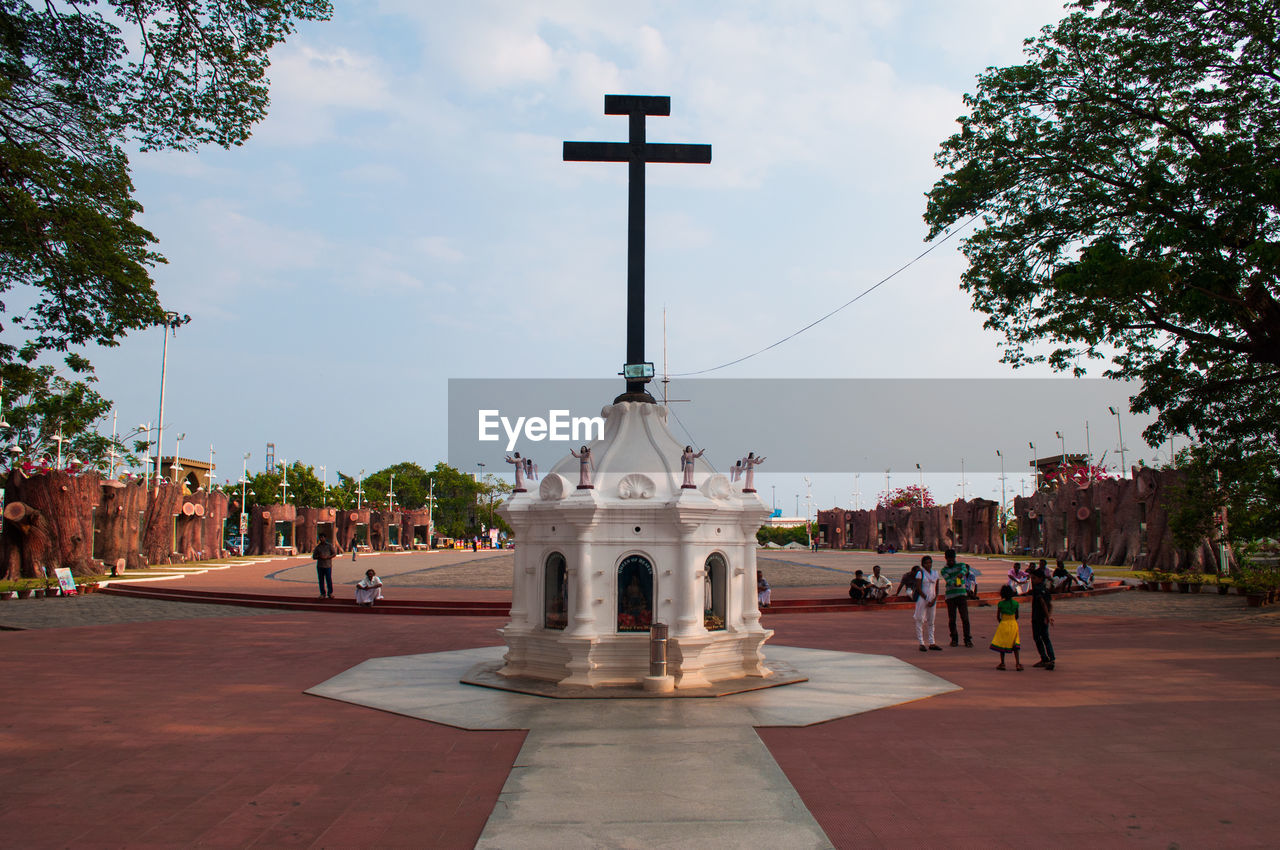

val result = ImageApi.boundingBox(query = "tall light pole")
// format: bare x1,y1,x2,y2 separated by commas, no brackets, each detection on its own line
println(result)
853,473,861,510
884,468,890,506
52,427,65,468
915,463,924,507
1109,406,1127,477
320,465,327,506
356,468,365,509
1029,441,1037,490
387,472,396,512
171,432,186,488
139,423,151,491
107,410,119,477
1055,430,1066,473
959,458,967,501
206,444,215,493
279,458,289,504
153,311,191,494
240,452,250,543
996,449,1007,553
803,476,813,549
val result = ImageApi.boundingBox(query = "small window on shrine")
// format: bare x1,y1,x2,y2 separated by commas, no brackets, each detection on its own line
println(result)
617,554,654,633
544,552,568,630
704,553,727,630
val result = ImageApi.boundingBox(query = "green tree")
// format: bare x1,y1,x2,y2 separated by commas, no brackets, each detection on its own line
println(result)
427,462,487,538
1,349,133,470
0,0,332,367
924,0,1280,522
280,461,324,508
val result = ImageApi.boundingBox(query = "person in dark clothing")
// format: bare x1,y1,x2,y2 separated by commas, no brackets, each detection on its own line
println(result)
1030,567,1056,670
848,570,871,603
940,548,974,647
313,536,337,599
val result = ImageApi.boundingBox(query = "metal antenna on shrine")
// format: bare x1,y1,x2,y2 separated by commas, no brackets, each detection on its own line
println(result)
564,95,711,403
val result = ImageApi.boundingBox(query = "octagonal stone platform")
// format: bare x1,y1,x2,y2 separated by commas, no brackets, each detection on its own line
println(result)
306,644,959,729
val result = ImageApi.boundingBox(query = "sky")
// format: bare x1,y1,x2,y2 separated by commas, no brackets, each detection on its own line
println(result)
73,0,1168,509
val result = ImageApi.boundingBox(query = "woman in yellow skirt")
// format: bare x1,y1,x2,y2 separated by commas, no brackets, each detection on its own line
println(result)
990,584,1023,671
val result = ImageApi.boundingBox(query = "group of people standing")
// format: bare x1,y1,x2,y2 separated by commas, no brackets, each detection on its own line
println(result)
897,549,1059,671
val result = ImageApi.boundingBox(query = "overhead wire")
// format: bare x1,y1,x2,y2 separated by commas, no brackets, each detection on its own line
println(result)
670,213,983,377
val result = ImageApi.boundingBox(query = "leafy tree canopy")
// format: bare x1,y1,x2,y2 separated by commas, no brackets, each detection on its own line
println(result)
878,485,935,509
1,349,134,470
0,0,332,366
924,0,1280,488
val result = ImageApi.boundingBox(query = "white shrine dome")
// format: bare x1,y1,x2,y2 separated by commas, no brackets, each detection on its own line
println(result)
532,401,745,504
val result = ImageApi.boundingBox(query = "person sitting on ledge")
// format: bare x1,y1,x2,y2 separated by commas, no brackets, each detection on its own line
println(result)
1076,561,1095,590
355,569,383,606
848,569,871,603
757,571,771,608
1007,562,1031,595
1052,559,1076,594
867,564,893,603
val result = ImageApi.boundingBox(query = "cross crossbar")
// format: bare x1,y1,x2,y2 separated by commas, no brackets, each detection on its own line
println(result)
604,94,670,115
562,141,712,164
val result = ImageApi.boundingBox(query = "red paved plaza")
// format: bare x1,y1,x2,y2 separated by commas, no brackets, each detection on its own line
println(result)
2,556,1278,847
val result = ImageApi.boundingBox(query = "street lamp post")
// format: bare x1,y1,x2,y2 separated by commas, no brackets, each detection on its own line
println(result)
153,311,191,495
320,465,327,506
207,444,215,493
1055,430,1066,473
171,432,186,488
1108,406,1127,477
996,449,1007,553
240,452,250,544
356,469,365,509
52,427,65,468
915,463,923,507
279,458,289,504
1029,441,1037,490
853,473,861,510
388,473,396,512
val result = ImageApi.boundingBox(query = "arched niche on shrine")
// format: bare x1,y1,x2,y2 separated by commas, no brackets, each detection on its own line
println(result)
616,553,654,633
704,552,727,630
544,552,568,630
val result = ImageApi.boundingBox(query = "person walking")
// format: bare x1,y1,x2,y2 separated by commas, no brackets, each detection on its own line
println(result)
313,535,336,599
1030,566,1057,670
940,548,974,647
913,555,942,652
990,584,1023,670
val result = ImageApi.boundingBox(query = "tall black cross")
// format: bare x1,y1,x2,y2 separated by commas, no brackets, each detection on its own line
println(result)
564,95,711,402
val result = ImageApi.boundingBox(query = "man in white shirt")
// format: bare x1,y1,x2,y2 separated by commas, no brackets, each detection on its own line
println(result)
914,555,943,652
868,564,893,603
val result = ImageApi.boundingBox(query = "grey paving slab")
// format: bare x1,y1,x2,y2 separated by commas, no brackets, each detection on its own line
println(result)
0,593,298,631
306,644,959,848
478,725,831,849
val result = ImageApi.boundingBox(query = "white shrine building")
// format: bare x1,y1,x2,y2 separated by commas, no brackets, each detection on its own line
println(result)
496,400,774,690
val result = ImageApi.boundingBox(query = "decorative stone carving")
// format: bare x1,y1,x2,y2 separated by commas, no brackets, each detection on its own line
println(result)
700,474,731,501
617,473,656,500
539,473,570,502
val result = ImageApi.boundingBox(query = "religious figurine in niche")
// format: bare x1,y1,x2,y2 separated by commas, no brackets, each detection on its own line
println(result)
680,445,705,488
524,456,538,482
742,451,766,493
506,452,527,492
729,459,744,482
569,446,594,489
